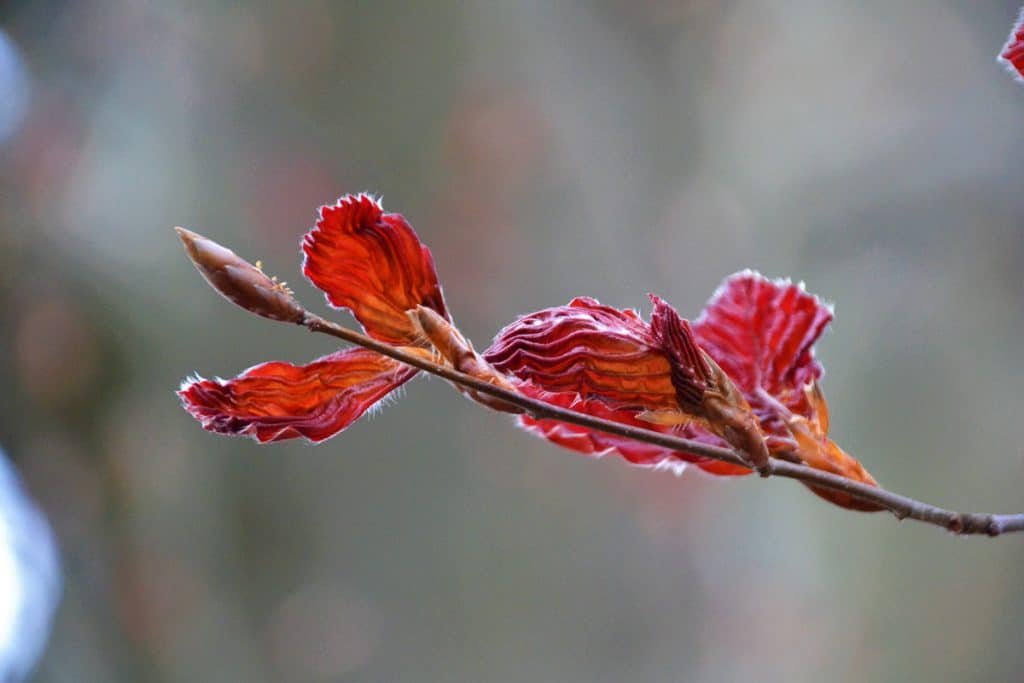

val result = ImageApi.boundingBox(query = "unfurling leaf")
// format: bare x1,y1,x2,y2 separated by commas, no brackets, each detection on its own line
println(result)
648,294,710,410
694,271,881,510
485,295,770,472
302,193,449,344
179,348,416,443
484,297,679,410
179,194,464,442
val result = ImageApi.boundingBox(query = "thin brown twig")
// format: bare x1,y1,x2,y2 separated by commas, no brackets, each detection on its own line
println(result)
173,226,1024,537
301,312,1024,537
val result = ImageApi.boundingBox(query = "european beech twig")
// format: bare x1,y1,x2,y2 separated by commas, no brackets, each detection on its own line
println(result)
300,311,1024,537
175,221,1024,538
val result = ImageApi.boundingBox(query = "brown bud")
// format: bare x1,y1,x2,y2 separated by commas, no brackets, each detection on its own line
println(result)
409,305,523,414
699,355,771,474
174,227,304,323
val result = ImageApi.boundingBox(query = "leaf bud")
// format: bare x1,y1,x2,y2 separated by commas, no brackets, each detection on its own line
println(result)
175,227,304,323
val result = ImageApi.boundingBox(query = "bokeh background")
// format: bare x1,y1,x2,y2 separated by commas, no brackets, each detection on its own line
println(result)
2,1,1024,681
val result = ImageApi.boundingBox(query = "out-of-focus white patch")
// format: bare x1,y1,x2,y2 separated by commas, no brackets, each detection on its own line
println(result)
0,29,29,144
0,449,61,681
0,510,23,660
650,458,688,477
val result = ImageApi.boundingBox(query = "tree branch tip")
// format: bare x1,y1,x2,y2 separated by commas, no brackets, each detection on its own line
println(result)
282,310,1024,538
174,225,198,240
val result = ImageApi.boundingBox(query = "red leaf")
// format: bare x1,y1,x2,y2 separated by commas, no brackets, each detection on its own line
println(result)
693,270,831,422
649,293,710,411
694,271,881,509
302,194,449,344
484,297,679,410
179,348,415,443
999,8,1024,82
487,297,759,475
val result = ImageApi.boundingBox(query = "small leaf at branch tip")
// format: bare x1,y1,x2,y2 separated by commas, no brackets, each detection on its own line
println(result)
174,226,305,323
998,7,1024,83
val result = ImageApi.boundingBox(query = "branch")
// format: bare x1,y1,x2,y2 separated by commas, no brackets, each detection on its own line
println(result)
172,226,1024,537
302,312,1024,537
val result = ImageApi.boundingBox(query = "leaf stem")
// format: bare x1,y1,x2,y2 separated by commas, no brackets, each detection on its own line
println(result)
301,312,1024,537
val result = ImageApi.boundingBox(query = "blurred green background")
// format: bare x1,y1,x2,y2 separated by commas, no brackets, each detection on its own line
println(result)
2,1,1024,681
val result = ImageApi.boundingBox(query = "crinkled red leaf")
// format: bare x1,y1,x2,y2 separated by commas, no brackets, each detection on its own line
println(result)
488,298,753,476
179,348,415,443
648,293,710,411
484,297,679,410
302,194,449,344
694,271,881,509
516,384,749,475
999,8,1024,82
693,270,831,422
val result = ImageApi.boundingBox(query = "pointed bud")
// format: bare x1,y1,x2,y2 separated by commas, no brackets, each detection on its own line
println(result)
409,305,523,414
175,227,304,323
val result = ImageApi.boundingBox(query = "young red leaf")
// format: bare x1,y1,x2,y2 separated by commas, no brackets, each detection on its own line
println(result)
648,294,710,411
485,295,770,472
693,271,881,509
999,7,1024,82
179,348,415,443
302,194,449,344
484,297,679,411
181,196,453,442
647,293,769,471
784,381,881,511
693,270,830,407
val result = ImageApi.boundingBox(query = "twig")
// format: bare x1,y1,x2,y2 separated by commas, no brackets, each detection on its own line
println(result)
173,226,1024,537
301,312,1024,537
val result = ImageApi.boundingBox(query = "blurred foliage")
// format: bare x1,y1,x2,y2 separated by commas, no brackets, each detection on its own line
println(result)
2,1,1024,681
